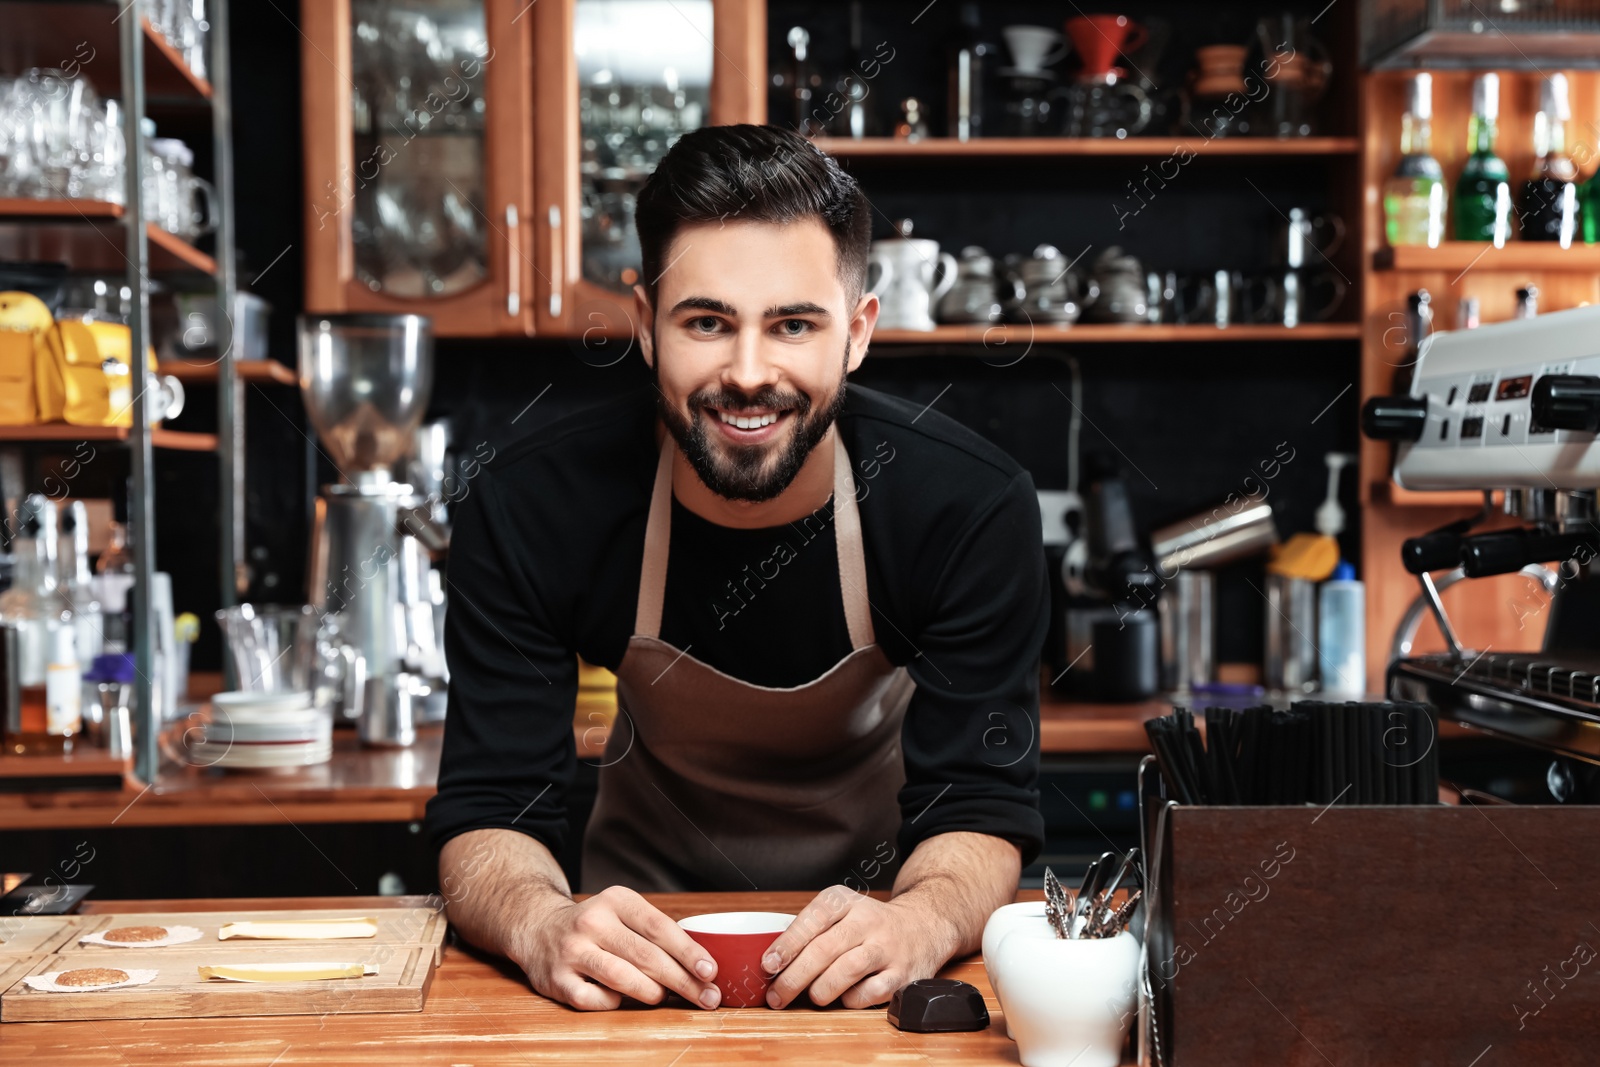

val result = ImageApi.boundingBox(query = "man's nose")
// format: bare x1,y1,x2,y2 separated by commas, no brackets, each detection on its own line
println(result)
721,325,782,394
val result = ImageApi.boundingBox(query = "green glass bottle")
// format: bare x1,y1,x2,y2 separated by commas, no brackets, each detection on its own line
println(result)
1582,170,1600,244
1454,73,1511,246
1384,73,1447,248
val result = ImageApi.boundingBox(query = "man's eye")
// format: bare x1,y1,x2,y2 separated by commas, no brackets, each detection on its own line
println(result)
777,319,813,336
690,316,721,333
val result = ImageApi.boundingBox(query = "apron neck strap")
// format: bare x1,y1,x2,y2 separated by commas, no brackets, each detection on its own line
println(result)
634,431,876,650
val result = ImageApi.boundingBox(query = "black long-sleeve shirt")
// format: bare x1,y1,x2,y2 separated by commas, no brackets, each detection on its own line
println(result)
425,383,1050,875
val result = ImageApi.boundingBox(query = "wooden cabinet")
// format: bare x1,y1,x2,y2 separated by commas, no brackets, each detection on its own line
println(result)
299,0,761,339
299,0,535,336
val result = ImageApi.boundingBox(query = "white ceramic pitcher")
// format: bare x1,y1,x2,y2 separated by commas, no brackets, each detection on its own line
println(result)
868,219,958,331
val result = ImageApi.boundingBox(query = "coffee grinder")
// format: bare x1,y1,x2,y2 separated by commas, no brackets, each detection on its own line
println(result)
298,313,448,747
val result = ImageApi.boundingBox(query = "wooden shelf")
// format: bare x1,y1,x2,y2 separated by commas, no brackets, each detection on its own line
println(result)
870,322,1362,344
144,222,217,274
0,6,211,102
138,14,212,99
0,424,217,451
160,360,298,386
0,199,217,275
812,136,1361,159
0,197,123,219
1375,242,1600,273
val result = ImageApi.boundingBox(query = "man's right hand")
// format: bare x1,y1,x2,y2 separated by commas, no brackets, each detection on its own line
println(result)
511,885,723,1011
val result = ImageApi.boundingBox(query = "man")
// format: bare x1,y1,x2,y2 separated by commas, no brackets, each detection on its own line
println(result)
427,124,1048,1013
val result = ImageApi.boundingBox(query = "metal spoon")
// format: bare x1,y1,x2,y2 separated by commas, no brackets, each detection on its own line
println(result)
1087,847,1141,937
1073,852,1116,937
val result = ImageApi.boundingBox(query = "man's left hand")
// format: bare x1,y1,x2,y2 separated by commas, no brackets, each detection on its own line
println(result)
759,885,957,1009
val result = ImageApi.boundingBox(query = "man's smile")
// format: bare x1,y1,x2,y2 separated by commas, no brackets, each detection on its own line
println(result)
705,404,795,444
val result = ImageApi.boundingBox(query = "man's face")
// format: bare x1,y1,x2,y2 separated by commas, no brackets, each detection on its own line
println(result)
637,217,875,503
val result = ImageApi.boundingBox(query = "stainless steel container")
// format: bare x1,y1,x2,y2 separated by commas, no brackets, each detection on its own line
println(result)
310,485,412,700
357,672,425,749
1159,569,1215,692
1264,573,1318,693
1150,501,1278,573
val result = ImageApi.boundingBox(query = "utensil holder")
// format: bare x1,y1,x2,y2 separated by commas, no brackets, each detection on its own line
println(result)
1136,758,1600,1065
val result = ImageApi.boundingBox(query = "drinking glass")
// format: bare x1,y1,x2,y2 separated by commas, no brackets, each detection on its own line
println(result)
215,604,325,693
84,99,127,204
0,76,32,196
15,69,94,198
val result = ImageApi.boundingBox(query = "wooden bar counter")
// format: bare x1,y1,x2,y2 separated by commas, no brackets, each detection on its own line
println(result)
0,695,1183,832
0,680,1472,831
0,892,1097,1066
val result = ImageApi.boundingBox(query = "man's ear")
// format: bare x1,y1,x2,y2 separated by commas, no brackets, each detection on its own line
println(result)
847,289,878,374
633,284,656,370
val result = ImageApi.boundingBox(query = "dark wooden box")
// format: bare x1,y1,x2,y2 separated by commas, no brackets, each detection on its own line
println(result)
1144,802,1600,1066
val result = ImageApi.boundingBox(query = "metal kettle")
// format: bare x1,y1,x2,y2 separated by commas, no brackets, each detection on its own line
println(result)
1003,244,1084,324
1084,246,1149,323
936,246,1021,325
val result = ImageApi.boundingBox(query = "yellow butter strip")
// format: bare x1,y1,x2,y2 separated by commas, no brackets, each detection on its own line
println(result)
217,917,379,940
198,961,376,983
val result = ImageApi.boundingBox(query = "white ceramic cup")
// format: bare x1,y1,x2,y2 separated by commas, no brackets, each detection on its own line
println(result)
981,901,1049,1040
992,927,1141,1067
1003,25,1069,73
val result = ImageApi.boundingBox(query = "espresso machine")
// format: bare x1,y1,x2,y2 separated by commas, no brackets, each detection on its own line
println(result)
299,314,449,747
1363,303,1600,800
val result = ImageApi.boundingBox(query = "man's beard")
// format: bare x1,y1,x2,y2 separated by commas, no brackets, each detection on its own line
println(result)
655,337,850,504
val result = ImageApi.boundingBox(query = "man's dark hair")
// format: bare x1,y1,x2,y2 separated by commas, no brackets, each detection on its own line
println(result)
635,124,872,304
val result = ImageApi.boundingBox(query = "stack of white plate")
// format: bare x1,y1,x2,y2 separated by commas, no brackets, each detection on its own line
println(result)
190,690,333,770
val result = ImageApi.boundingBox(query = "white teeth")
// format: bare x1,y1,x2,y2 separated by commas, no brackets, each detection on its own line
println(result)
717,410,778,430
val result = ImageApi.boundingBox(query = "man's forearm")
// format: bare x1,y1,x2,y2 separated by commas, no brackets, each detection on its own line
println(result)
439,828,573,967
890,831,1022,963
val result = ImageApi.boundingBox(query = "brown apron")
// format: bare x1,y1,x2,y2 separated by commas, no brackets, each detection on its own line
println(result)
580,431,915,893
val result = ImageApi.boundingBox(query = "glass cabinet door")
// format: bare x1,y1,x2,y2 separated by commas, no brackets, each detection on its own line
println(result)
349,0,490,300
536,0,762,335
574,0,711,295
301,0,533,336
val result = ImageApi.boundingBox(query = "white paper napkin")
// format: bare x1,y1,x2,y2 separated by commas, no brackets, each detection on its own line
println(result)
79,925,204,948
23,968,160,993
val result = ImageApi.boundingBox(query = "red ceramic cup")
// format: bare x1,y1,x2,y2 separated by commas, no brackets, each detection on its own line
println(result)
678,912,795,1008
1065,14,1148,77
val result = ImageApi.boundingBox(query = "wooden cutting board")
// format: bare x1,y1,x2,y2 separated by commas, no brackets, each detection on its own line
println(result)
0,955,41,992
72,907,448,963
0,916,80,955
0,943,435,1021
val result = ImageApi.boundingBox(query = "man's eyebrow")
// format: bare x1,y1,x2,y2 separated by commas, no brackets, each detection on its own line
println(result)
766,302,831,319
668,296,738,317
666,298,833,320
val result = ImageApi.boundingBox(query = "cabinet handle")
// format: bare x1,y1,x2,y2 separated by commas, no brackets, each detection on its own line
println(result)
505,204,521,318
548,205,562,318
